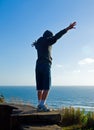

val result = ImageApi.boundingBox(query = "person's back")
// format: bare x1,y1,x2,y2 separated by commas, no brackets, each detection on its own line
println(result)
35,36,52,64
32,22,76,112
34,29,67,64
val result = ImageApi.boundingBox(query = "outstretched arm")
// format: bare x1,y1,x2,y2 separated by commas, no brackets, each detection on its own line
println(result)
46,21,77,45
54,21,76,40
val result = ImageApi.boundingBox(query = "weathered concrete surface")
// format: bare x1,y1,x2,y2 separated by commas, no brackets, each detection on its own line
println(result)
0,103,62,130
11,104,61,130
11,111,61,124
22,124,62,130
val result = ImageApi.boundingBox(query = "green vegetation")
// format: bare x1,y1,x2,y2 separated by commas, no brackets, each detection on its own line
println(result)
0,94,5,103
60,107,94,130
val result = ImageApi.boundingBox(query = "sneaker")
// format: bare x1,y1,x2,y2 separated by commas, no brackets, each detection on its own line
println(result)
37,104,43,112
37,104,51,112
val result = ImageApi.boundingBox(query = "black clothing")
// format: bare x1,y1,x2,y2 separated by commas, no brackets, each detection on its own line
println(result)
34,28,67,90
36,62,51,90
35,29,67,64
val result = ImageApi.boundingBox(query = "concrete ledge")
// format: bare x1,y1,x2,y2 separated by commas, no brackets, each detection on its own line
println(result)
0,103,62,130
0,104,17,130
11,111,61,124
22,124,62,130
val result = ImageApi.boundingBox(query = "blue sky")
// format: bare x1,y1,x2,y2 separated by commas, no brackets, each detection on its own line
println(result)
0,0,94,86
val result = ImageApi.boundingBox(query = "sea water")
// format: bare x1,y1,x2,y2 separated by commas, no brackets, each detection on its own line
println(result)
0,86,94,111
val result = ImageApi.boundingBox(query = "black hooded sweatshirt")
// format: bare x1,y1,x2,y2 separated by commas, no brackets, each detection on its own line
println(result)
35,29,67,64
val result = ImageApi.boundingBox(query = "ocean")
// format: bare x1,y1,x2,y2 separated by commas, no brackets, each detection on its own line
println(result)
0,86,94,112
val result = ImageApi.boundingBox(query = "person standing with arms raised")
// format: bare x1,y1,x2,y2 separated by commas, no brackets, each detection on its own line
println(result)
32,22,76,112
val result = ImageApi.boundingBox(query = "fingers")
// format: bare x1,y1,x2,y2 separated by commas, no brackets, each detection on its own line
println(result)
66,21,77,31
72,22,76,26
70,22,76,29
70,22,76,26
73,21,76,24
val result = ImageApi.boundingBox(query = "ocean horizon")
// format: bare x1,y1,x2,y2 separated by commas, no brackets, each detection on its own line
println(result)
0,85,94,112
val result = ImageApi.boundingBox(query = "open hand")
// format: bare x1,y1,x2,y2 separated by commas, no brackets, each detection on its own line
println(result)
66,22,76,31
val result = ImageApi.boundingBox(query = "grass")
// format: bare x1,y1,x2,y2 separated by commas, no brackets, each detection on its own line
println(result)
62,125,94,130
0,94,5,103
60,107,94,130
62,125,82,130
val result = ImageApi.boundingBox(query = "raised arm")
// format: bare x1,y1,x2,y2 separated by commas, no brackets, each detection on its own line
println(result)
54,22,76,40
46,21,77,46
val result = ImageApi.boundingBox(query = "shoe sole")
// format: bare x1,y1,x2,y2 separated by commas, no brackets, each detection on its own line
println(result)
37,108,52,112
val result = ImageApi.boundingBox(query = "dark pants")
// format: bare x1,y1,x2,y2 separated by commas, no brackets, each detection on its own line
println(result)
35,62,51,90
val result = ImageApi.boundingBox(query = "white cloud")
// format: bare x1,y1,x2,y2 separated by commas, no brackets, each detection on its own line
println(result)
88,69,94,73
78,58,94,65
73,70,81,73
